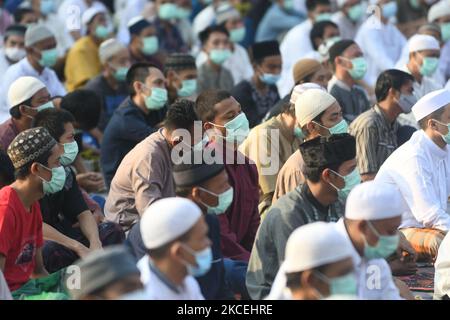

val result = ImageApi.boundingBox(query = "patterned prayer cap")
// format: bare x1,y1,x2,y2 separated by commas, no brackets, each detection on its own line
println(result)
7,127,57,169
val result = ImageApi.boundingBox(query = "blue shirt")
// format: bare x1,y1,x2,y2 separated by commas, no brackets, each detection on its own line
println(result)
101,97,166,187
255,4,304,42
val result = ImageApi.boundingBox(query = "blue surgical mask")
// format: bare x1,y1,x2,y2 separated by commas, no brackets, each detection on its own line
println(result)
313,119,349,135
441,22,450,42
347,3,364,22
39,48,58,68
143,86,168,110
36,101,55,112
433,120,450,145
177,79,197,97
260,73,281,85
382,1,398,19
329,168,361,201
112,66,129,82
141,36,159,56
363,221,400,260
95,25,109,39
38,165,66,194
40,0,55,15
198,187,234,215
229,27,246,43
315,271,358,297
419,56,439,77
60,141,79,166
181,245,213,277
343,57,368,80
294,126,305,140
315,13,332,22
209,49,232,65
396,94,417,114
158,3,179,20
210,113,250,144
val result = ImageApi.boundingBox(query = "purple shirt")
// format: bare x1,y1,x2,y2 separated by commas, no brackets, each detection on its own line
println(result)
0,118,19,151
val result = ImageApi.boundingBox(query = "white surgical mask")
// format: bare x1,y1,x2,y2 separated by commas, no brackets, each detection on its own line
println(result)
4,47,26,62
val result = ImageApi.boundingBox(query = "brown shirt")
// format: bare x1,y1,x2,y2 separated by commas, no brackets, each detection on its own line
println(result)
105,129,175,231
272,149,305,203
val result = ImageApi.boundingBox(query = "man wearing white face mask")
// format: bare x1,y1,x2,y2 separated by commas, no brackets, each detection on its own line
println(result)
0,76,54,151
349,70,416,182
0,25,27,77
376,89,450,262
137,197,209,300
355,0,407,87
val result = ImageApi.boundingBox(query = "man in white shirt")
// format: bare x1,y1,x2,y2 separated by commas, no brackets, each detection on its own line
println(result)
376,89,450,262
0,25,27,77
137,198,209,300
355,0,406,87
434,232,450,299
0,25,66,123
332,0,365,40
278,0,333,96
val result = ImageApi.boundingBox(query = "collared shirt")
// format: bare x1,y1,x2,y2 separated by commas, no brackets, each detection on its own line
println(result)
376,130,450,231
0,118,19,151
105,129,175,232
0,57,66,122
137,255,204,300
197,62,234,93
246,183,344,300
239,114,300,215
355,17,406,87
278,19,313,97
65,36,102,92
328,76,370,122
272,149,305,202
331,11,363,40
100,98,166,188
349,104,399,176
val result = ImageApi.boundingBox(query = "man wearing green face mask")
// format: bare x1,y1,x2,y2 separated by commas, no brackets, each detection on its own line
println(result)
246,133,354,299
197,25,235,93
338,181,414,300
101,62,168,188
85,39,130,131
65,7,111,92
164,53,198,104
328,40,370,122
402,34,442,101
332,0,364,40
267,222,356,300
127,16,163,70
0,25,65,120
0,76,53,151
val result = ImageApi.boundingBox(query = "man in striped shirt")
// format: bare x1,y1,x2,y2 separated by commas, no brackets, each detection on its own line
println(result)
349,69,416,182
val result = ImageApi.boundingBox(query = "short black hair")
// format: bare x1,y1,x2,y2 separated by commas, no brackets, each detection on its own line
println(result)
0,149,15,187
195,90,231,123
199,25,229,46
306,0,330,11
13,8,34,24
15,148,51,180
375,69,415,103
164,99,198,131
33,108,75,141
126,62,161,97
4,24,26,42
418,107,446,130
60,89,101,131
310,21,338,51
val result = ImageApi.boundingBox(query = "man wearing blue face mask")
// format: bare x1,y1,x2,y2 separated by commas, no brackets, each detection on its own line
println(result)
377,89,450,263
0,76,54,151
137,197,209,299
337,181,413,300
350,70,416,182
0,25,66,122
231,40,281,128
246,133,356,300
101,62,168,188
328,40,371,122
165,53,198,104
33,109,125,273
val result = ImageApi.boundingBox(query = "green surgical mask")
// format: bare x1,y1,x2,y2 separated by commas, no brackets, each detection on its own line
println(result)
315,271,358,297
198,187,234,215
409,0,421,9
60,141,79,166
441,22,450,42
419,56,439,77
210,113,250,144
176,7,192,20
329,168,361,202
344,57,368,80
38,48,58,68
315,13,332,22
38,165,66,194
283,0,294,10
348,3,364,22
112,66,129,82
95,25,109,39
142,36,159,56
210,49,232,65
294,126,305,140
144,86,168,110
433,120,450,145
229,27,246,43
363,221,400,260
36,101,55,112
177,79,197,97
313,119,349,135
159,3,179,20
